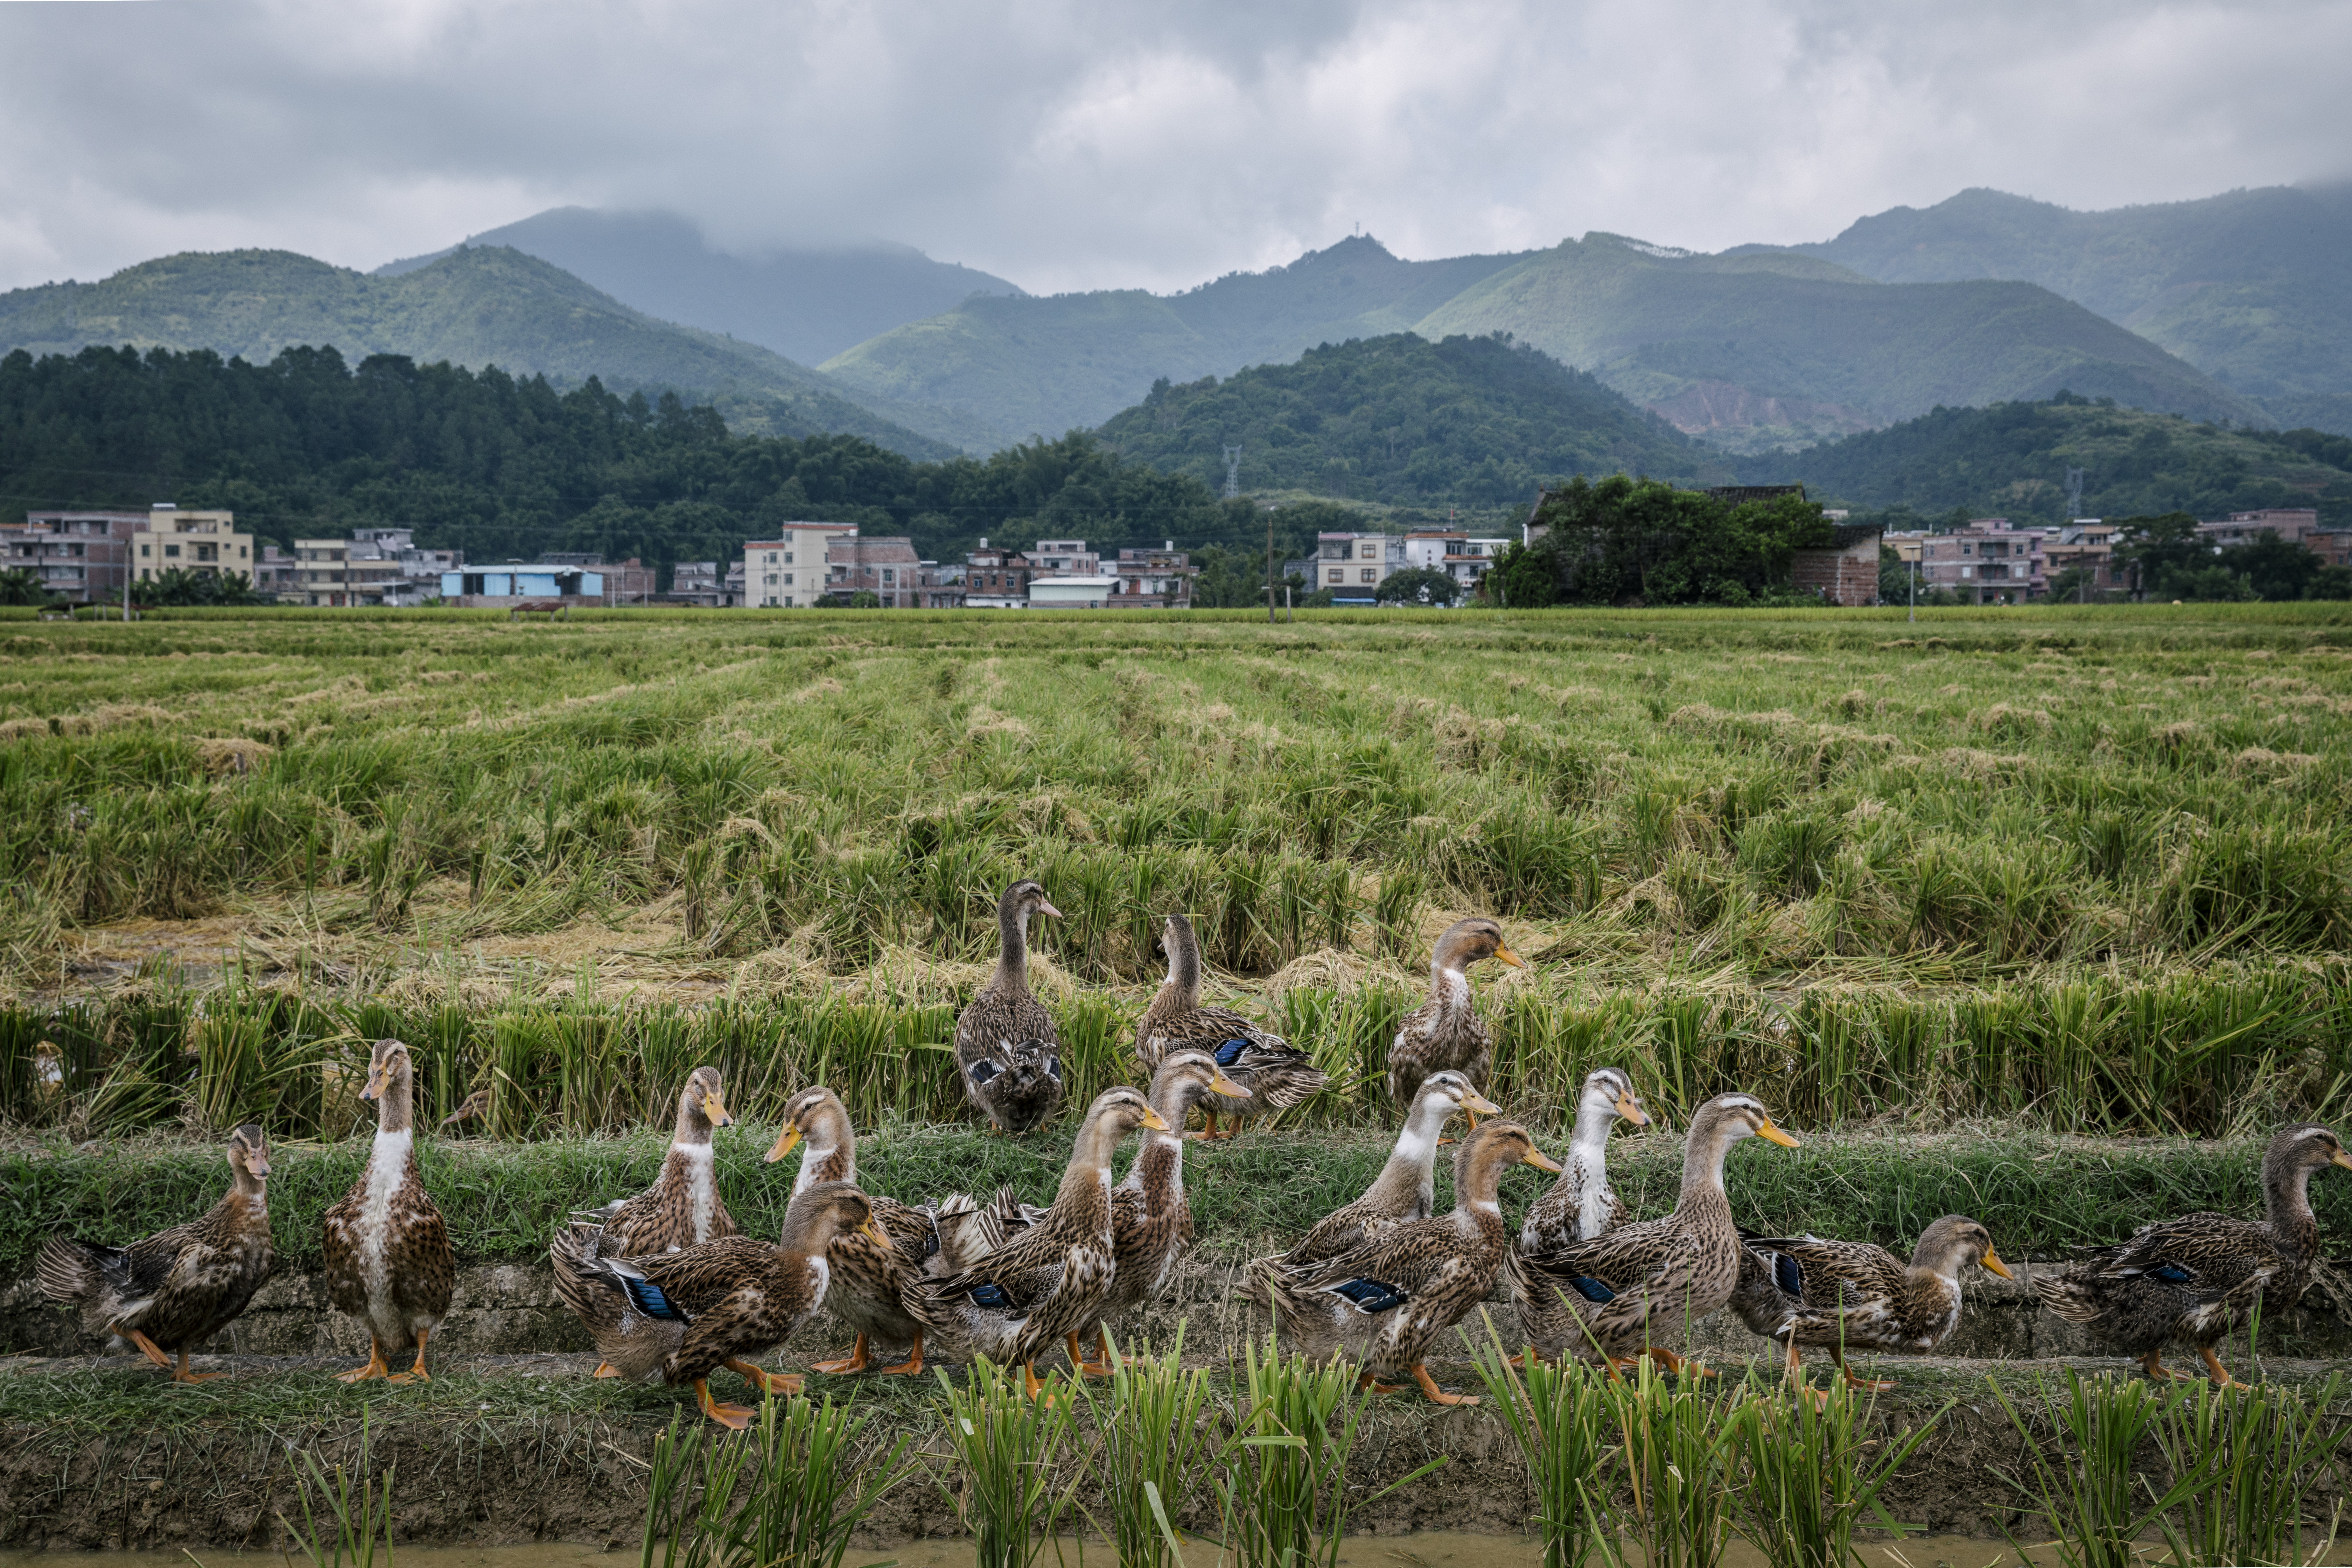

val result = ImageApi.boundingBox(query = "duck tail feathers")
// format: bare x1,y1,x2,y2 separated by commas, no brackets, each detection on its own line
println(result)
34,1236,111,1306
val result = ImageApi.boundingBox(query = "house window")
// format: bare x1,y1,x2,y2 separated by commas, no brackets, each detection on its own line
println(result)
1328,569,1344,584
765,552,778,564
784,573,793,585
882,569,895,584
1360,568,1376,584
784,552,793,564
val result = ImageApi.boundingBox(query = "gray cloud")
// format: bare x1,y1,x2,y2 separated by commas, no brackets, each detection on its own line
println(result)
0,0,2344,297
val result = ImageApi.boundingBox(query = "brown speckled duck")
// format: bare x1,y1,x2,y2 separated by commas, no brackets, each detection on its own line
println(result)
1263,1120,1560,1405
765,1085,940,1376
1262,1070,1499,1276
1746,1217,2011,1390
1070,1051,1245,1370
955,880,1066,1134
1386,917,1523,1109
2035,1122,2352,1385
1519,1068,1649,1254
321,1039,456,1384
917,1086,1166,1398
36,1125,275,1383
570,1067,737,1262
550,1182,886,1428
1134,913,1327,1139
1516,1093,1798,1373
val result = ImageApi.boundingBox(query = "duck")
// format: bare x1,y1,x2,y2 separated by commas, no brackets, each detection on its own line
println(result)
321,1038,456,1384
764,1085,941,1376
2034,1122,2352,1385
1070,1051,1246,1371
1516,1093,1800,1373
1261,1120,1561,1405
1261,1070,1500,1276
1134,912,1328,1139
1386,917,1524,1109
955,880,1066,1133
36,1124,275,1383
1518,1068,1650,1253
917,1086,1167,1398
1743,1216,2012,1390
570,1067,738,1259
550,1181,886,1429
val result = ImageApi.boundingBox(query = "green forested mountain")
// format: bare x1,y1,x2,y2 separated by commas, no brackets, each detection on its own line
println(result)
377,208,1024,367
0,342,1278,579
0,246,992,459
824,232,2258,454
1097,332,1712,502
1782,185,2352,433
1748,394,2352,525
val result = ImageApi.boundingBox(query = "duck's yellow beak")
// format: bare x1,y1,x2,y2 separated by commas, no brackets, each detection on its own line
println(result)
1524,1147,1563,1172
1756,1118,1801,1148
861,1219,892,1248
1464,1090,1503,1116
1140,1108,1171,1131
1494,944,1525,968
765,1125,803,1163
704,1092,734,1129
1980,1246,2014,1280
1616,1092,1650,1127
2332,1149,2352,1171
1208,1072,1247,1098
360,1065,389,1102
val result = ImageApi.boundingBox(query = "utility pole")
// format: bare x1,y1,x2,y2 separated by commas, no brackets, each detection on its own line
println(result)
1265,507,1275,625
1908,553,1916,624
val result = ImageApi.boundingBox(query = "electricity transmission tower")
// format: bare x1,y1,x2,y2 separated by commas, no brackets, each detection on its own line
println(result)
1223,445,1243,500
2065,467,2085,520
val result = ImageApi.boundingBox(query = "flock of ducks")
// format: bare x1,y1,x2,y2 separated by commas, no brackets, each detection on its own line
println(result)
33,880,2352,1423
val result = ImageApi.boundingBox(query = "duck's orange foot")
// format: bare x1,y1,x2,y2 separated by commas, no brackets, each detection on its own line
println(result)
696,1380,755,1430
336,1341,394,1384
726,1357,802,1396
1357,1371,1406,1394
809,1336,870,1376
592,1361,622,1379
1414,1365,1479,1406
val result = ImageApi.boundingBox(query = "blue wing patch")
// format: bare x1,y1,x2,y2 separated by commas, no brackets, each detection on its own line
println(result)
2150,1264,2193,1284
1213,1038,1251,1068
1332,1277,1408,1314
620,1275,688,1322
1567,1275,1616,1304
968,1059,1002,1085
1773,1254,1804,1300
966,1282,1014,1310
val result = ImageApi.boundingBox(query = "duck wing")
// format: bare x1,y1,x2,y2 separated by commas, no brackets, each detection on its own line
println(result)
2097,1213,2280,1296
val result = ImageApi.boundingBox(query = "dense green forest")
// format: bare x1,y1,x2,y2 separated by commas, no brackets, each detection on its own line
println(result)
1485,475,1835,607
1096,332,1707,503
0,343,1339,580
1750,394,2352,525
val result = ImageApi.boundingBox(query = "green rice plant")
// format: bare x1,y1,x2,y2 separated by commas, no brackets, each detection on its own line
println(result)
280,1408,397,1568
2151,1372,2348,1568
1986,1369,2221,1568
1595,1356,1744,1568
1076,1328,1238,1568
934,1356,1084,1568
1722,1377,1945,1568
1470,1314,1619,1568
1216,1335,1443,1568
1372,867,1424,965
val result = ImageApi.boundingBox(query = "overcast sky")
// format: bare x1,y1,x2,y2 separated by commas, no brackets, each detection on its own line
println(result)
1,0,2344,297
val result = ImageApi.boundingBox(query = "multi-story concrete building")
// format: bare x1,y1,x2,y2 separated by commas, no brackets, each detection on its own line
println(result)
1316,531,1403,600
1788,524,1885,606
964,539,1032,609
1916,518,2048,603
2041,520,2125,599
743,522,857,608
1108,544,1198,609
1403,531,1507,597
665,561,737,607
2197,509,2322,550
286,538,408,606
826,534,922,607
131,506,258,590
1023,539,1099,576
917,561,965,609
0,510,146,603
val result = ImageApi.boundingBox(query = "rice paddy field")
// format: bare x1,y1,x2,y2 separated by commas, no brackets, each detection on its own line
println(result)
5,601,2352,1560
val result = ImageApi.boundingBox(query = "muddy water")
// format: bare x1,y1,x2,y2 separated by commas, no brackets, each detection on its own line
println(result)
12,1538,2352,1568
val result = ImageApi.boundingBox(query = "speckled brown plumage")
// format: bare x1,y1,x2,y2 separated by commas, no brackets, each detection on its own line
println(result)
320,1040,455,1384
1135,914,1325,1137
36,1125,275,1382
765,1086,939,1375
1519,1068,1647,1254
1745,1217,2010,1388
1262,1070,1494,1278
1261,1121,1557,1404
1386,918,1523,1106
917,1087,1162,1394
578,1067,737,1256
1517,1093,1799,1369
2034,1123,2352,1384
955,881,1065,1134
550,1183,881,1427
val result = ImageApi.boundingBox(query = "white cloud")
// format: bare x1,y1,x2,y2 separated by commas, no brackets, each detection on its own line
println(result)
0,0,2342,295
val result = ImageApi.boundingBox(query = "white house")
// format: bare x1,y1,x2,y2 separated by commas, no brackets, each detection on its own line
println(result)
742,522,858,608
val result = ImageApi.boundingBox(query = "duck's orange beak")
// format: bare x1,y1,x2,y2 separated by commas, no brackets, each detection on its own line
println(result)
1140,1108,1171,1132
1756,1118,1800,1148
765,1125,803,1163
1463,1090,1503,1116
1208,1072,1247,1098
361,1065,389,1102
1616,1091,1650,1127
1980,1247,2014,1280
861,1219,892,1248
1494,944,1525,968
2332,1149,2352,1171
1523,1147,1563,1172
703,1092,734,1129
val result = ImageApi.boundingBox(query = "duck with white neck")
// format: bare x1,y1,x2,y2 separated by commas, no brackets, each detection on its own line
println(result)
320,1039,456,1384
1519,1068,1649,1254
